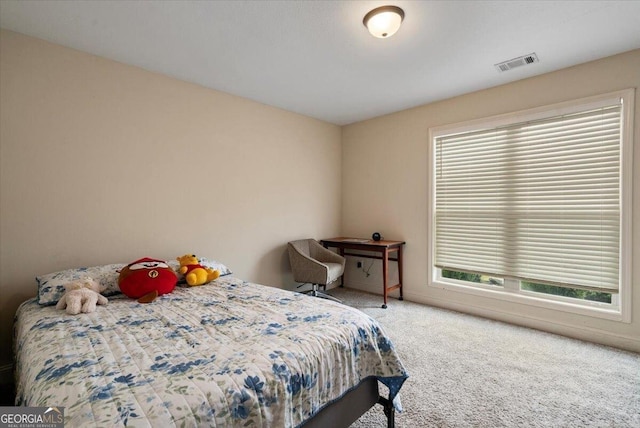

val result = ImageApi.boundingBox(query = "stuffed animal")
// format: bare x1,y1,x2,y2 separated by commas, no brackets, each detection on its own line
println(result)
176,254,220,286
118,257,177,303
56,277,108,315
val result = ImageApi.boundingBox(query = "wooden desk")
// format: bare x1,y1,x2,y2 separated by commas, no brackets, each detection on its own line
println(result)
321,237,405,309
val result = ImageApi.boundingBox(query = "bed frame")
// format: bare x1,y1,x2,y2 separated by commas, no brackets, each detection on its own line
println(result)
303,377,395,428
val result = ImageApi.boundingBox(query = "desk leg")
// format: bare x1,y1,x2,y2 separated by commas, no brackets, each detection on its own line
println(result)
382,248,389,309
398,246,404,301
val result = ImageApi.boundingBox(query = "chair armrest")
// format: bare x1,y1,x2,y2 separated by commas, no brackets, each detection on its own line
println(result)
309,240,346,267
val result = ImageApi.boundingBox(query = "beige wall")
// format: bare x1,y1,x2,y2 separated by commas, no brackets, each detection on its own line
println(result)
342,49,640,352
1,28,638,377
0,30,342,367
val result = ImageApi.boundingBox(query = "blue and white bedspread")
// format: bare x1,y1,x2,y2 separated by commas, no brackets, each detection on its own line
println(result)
14,276,408,427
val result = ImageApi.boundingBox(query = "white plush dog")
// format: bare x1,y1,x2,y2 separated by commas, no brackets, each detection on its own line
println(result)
56,277,108,315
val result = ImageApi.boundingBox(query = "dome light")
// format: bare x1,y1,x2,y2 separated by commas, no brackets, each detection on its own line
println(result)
363,5,405,39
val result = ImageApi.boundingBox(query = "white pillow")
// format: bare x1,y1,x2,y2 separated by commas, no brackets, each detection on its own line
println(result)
36,263,125,306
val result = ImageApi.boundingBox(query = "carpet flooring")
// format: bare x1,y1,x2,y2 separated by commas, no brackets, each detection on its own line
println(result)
327,288,640,428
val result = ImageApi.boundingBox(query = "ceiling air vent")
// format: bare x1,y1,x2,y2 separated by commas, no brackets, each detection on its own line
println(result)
495,53,538,72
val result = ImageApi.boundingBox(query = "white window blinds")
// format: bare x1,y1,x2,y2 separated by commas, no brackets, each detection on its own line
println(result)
435,101,622,293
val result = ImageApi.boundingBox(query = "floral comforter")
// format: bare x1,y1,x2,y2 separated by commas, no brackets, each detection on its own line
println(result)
14,276,408,427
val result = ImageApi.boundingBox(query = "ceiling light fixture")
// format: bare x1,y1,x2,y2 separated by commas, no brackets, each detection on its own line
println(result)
363,5,405,39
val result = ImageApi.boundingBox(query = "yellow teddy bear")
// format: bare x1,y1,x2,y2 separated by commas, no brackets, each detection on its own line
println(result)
176,254,220,286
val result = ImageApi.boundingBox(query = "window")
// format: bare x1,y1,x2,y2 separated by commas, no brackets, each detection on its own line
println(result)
428,90,633,322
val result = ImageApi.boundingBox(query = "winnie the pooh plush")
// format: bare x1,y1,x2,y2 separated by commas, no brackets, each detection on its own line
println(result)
176,254,220,286
56,277,108,315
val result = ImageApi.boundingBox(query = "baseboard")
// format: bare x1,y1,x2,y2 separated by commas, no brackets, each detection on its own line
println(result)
404,291,640,353
340,281,401,298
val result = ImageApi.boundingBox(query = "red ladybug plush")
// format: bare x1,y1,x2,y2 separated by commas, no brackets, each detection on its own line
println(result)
118,257,177,303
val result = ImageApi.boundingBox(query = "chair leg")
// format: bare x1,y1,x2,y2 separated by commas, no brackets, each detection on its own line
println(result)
315,291,341,303
301,284,341,303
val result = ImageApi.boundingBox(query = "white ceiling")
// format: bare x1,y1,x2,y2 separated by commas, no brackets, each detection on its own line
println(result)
2,0,640,125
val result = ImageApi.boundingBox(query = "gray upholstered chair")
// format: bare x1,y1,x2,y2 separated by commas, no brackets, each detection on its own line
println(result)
287,239,345,303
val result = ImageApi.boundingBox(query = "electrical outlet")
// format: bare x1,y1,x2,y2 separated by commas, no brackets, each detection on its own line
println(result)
357,261,362,268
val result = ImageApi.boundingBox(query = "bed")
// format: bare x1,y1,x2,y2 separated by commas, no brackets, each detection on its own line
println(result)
14,264,408,427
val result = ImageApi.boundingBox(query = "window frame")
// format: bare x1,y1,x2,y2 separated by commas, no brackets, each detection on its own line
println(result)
427,89,634,323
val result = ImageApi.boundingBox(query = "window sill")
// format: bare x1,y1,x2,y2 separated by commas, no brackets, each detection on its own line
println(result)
428,279,627,323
